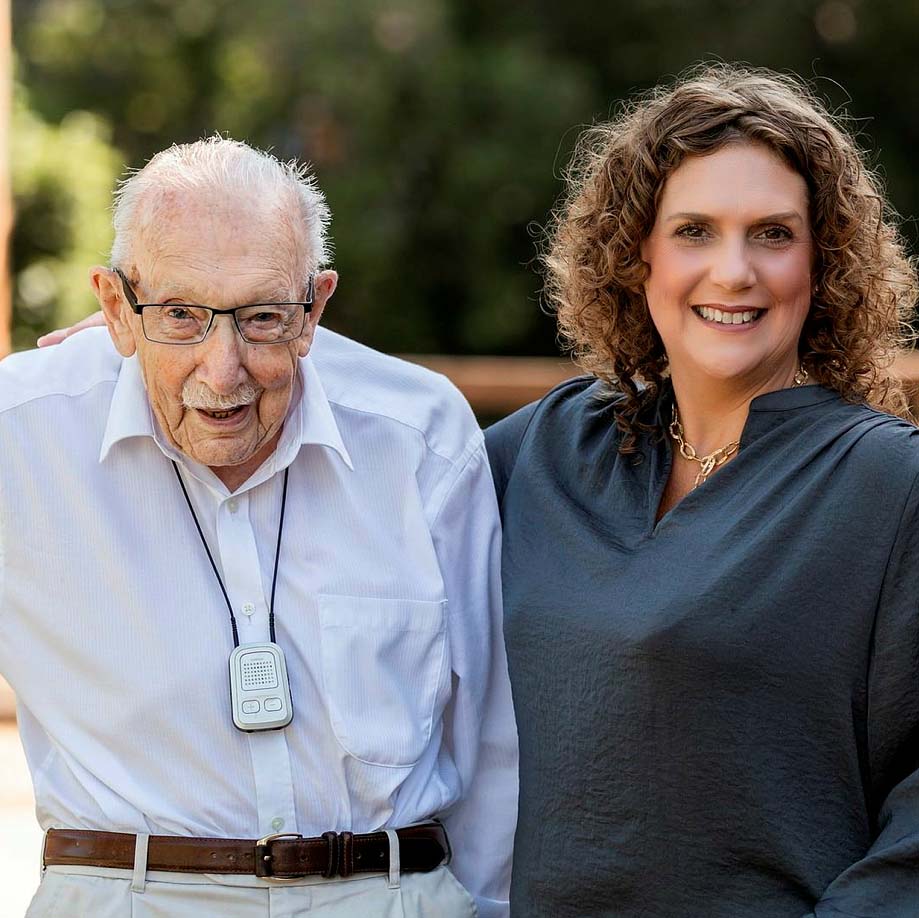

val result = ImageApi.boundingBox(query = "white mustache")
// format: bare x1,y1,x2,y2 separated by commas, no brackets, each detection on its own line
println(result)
182,380,262,411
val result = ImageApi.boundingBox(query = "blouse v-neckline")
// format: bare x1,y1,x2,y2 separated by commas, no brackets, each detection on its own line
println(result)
645,382,841,537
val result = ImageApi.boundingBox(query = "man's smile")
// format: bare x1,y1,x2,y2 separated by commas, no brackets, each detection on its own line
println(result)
191,403,254,428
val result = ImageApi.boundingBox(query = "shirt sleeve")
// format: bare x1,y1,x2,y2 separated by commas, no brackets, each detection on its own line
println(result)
430,436,518,918
807,473,919,917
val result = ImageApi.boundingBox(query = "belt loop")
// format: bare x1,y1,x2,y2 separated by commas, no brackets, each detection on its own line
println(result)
131,833,150,893
39,829,49,881
338,831,355,878
321,831,339,879
384,829,400,889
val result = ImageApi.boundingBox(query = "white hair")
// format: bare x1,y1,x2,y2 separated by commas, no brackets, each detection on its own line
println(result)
110,134,331,272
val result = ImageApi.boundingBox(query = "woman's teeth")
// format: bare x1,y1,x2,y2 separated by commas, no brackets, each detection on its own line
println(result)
695,306,762,325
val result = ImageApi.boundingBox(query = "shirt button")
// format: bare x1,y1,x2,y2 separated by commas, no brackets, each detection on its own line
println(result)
271,817,285,832
227,498,239,513
241,603,255,617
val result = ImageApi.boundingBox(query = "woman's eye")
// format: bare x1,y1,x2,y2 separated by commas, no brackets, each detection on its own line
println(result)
674,224,709,241
759,225,793,243
164,306,194,321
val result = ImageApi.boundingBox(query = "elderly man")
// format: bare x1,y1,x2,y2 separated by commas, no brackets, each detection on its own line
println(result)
0,137,517,917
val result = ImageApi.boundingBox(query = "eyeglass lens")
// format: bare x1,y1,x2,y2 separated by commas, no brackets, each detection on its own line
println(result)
142,304,306,344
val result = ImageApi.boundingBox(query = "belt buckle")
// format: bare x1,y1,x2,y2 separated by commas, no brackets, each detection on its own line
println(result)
254,832,303,880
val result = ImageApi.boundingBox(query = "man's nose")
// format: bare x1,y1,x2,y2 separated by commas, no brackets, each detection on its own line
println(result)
195,315,248,394
709,237,757,291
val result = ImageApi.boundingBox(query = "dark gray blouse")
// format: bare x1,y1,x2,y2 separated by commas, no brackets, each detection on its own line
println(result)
486,378,919,918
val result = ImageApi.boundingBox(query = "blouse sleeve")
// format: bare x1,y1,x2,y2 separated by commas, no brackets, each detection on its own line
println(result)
484,401,538,509
808,473,919,917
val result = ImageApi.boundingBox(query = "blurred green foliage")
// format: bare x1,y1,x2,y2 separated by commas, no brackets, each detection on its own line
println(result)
11,0,919,354
10,89,122,350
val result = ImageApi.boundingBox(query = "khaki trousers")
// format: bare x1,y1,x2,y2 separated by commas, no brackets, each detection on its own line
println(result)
26,864,477,917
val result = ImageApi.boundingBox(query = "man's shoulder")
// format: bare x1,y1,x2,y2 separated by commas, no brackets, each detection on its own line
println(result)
0,328,121,416
310,327,481,463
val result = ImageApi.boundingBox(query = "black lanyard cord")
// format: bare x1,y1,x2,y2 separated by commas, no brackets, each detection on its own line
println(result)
268,467,290,644
172,461,289,647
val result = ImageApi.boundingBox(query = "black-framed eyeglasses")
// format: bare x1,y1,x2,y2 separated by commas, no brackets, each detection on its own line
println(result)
115,268,314,346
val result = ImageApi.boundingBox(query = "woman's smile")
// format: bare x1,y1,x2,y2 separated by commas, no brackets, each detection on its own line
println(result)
692,305,765,327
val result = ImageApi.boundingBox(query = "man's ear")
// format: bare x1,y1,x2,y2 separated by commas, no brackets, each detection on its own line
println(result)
90,267,137,357
297,269,337,358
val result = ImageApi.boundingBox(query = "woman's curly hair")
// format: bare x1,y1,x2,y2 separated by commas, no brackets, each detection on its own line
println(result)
544,63,918,454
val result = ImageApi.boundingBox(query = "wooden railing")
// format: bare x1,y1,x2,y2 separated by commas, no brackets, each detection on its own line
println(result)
400,354,581,417
405,351,919,418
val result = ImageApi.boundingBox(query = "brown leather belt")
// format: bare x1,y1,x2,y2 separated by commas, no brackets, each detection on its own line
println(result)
43,824,449,880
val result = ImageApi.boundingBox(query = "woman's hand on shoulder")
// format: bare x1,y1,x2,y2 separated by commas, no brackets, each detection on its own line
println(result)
37,311,106,347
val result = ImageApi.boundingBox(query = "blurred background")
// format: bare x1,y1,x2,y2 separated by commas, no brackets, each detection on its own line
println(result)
8,0,919,359
4,0,919,912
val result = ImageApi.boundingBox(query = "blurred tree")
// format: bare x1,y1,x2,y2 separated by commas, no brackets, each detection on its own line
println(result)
10,0,591,353
10,82,121,349
10,0,919,353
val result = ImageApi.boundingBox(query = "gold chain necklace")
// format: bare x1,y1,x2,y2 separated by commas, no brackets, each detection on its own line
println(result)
669,366,809,489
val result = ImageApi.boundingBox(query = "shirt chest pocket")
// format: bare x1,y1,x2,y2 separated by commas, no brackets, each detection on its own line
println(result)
318,594,450,768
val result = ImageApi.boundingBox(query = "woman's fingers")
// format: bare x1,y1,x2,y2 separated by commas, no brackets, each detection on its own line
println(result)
37,312,106,347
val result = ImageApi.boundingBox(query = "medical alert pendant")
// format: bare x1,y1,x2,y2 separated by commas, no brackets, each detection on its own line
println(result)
228,642,294,732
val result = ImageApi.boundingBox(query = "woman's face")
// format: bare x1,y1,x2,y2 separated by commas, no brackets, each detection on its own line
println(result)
640,142,813,389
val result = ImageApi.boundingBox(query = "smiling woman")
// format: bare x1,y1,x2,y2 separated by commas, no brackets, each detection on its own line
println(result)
545,65,914,460
487,64,919,918
642,145,812,394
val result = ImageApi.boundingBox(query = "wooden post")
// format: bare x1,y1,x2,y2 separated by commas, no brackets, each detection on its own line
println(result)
0,0,11,713
0,0,11,357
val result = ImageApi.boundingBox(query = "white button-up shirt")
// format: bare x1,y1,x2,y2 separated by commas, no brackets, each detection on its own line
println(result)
0,327,517,917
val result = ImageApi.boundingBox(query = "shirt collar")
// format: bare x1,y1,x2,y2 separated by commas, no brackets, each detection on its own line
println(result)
747,382,841,413
649,376,840,426
99,351,354,475
286,353,354,471
99,354,155,460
